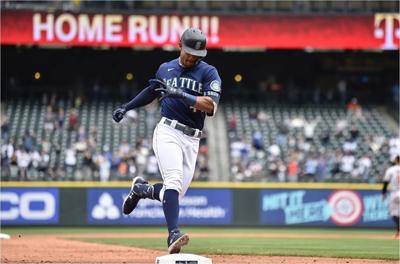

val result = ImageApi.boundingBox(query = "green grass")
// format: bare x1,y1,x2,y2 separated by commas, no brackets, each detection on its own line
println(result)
1,226,395,235
2,227,399,260
73,237,399,260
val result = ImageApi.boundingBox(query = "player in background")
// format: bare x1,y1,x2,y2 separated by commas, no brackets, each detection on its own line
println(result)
382,155,400,238
112,28,222,253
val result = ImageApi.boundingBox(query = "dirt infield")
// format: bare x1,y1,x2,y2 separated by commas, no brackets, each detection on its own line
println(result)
1,233,398,264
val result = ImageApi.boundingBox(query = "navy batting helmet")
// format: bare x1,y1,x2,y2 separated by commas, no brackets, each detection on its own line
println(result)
180,28,207,57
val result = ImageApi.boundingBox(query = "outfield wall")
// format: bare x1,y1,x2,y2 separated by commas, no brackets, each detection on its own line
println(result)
0,182,392,227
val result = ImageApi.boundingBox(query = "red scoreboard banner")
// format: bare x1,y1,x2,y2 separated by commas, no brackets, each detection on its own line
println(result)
1,10,399,50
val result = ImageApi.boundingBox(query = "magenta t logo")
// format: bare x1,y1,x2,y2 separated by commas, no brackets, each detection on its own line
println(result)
374,13,400,50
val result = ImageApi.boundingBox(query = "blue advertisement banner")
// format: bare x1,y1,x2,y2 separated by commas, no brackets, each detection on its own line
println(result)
87,188,232,225
260,189,392,227
0,188,59,224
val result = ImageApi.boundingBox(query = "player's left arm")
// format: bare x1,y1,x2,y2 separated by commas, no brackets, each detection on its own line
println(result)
192,96,215,114
197,67,222,116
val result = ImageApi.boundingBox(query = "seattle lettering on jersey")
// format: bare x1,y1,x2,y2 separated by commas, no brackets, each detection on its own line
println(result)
164,77,203,94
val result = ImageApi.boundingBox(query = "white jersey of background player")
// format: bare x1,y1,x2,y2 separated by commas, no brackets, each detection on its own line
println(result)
382,155,400,238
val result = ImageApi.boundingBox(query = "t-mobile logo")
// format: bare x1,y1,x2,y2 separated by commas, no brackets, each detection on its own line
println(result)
374,13,400,50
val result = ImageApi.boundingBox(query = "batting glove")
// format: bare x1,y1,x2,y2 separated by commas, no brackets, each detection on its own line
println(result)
112,106,127,123
149,79,186,101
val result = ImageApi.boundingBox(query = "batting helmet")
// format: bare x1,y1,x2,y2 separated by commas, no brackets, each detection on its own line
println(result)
180,28,207,57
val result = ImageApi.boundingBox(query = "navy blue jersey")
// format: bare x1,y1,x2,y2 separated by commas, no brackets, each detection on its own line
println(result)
155,58,222,130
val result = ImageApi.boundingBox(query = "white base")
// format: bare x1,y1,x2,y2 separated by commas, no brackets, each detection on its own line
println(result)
0,233,10,240
156,253,212,264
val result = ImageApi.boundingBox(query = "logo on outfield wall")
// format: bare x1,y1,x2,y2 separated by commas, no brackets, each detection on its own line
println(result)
91,192,120,220
328,190,363,226
374,13,400,50
87,188,232,225
0,188,59,224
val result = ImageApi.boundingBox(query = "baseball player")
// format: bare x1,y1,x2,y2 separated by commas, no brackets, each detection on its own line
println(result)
382,155,400,238
113,28,222,253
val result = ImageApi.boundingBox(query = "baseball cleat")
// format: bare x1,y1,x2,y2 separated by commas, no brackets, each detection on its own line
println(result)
133,181,154,199
122,176,148,215
167,229,189,254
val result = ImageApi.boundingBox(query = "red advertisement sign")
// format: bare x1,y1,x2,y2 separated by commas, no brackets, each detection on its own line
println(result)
1,10,399,50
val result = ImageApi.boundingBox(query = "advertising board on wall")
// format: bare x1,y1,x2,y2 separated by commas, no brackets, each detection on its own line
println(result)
0,188,59,225
260,189,392,227
87,188,232,225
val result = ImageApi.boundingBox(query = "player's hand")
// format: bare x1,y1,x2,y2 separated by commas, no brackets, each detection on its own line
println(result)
149,79,185,101
112,106,127,123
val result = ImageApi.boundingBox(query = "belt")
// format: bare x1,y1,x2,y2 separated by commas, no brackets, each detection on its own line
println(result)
162,118,202,138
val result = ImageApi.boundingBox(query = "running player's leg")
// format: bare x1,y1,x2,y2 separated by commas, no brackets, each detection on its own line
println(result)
181,136,200,198
152,124,184,233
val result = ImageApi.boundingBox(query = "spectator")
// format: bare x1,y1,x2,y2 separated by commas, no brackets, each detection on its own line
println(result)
119,141,131,158
346,97,363,121
252,131,264,151
276,120,289,146
287,156,299,182
1,114,10,142
335,119,348,138
340,152,356,179
145,152,159,180
44,105,55,133
230,138,245,163
29,148,42,180
22,130,35,152
368,135,385,154
16,147,31,180
82,150,94,180
349,123,360,141
98,154,111,182
277,160,286,182
303,154,318,181
228,115,238,136
267,144,281,158
57,108,65,129
304,119,319,142
117,161,129,180
196,153,210,181
343,139,358,153
68,108,79,131
330,151,342,177
352,155,372,182
316,154,328,182
320,129,330,146
257,110,269,123
128,158,137,178
136,139,150,176
65,147,77,168
38,151,50,180
389,135,400,161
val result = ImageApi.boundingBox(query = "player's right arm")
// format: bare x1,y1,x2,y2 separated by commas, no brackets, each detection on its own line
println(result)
113,66,164,123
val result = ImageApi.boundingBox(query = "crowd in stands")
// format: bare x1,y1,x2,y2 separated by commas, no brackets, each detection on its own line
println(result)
3,0,397,14
227,98,399,183
2,92,398,183
1,95,210,182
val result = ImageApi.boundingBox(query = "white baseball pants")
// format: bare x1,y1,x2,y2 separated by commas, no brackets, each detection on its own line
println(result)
152,118,200,201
